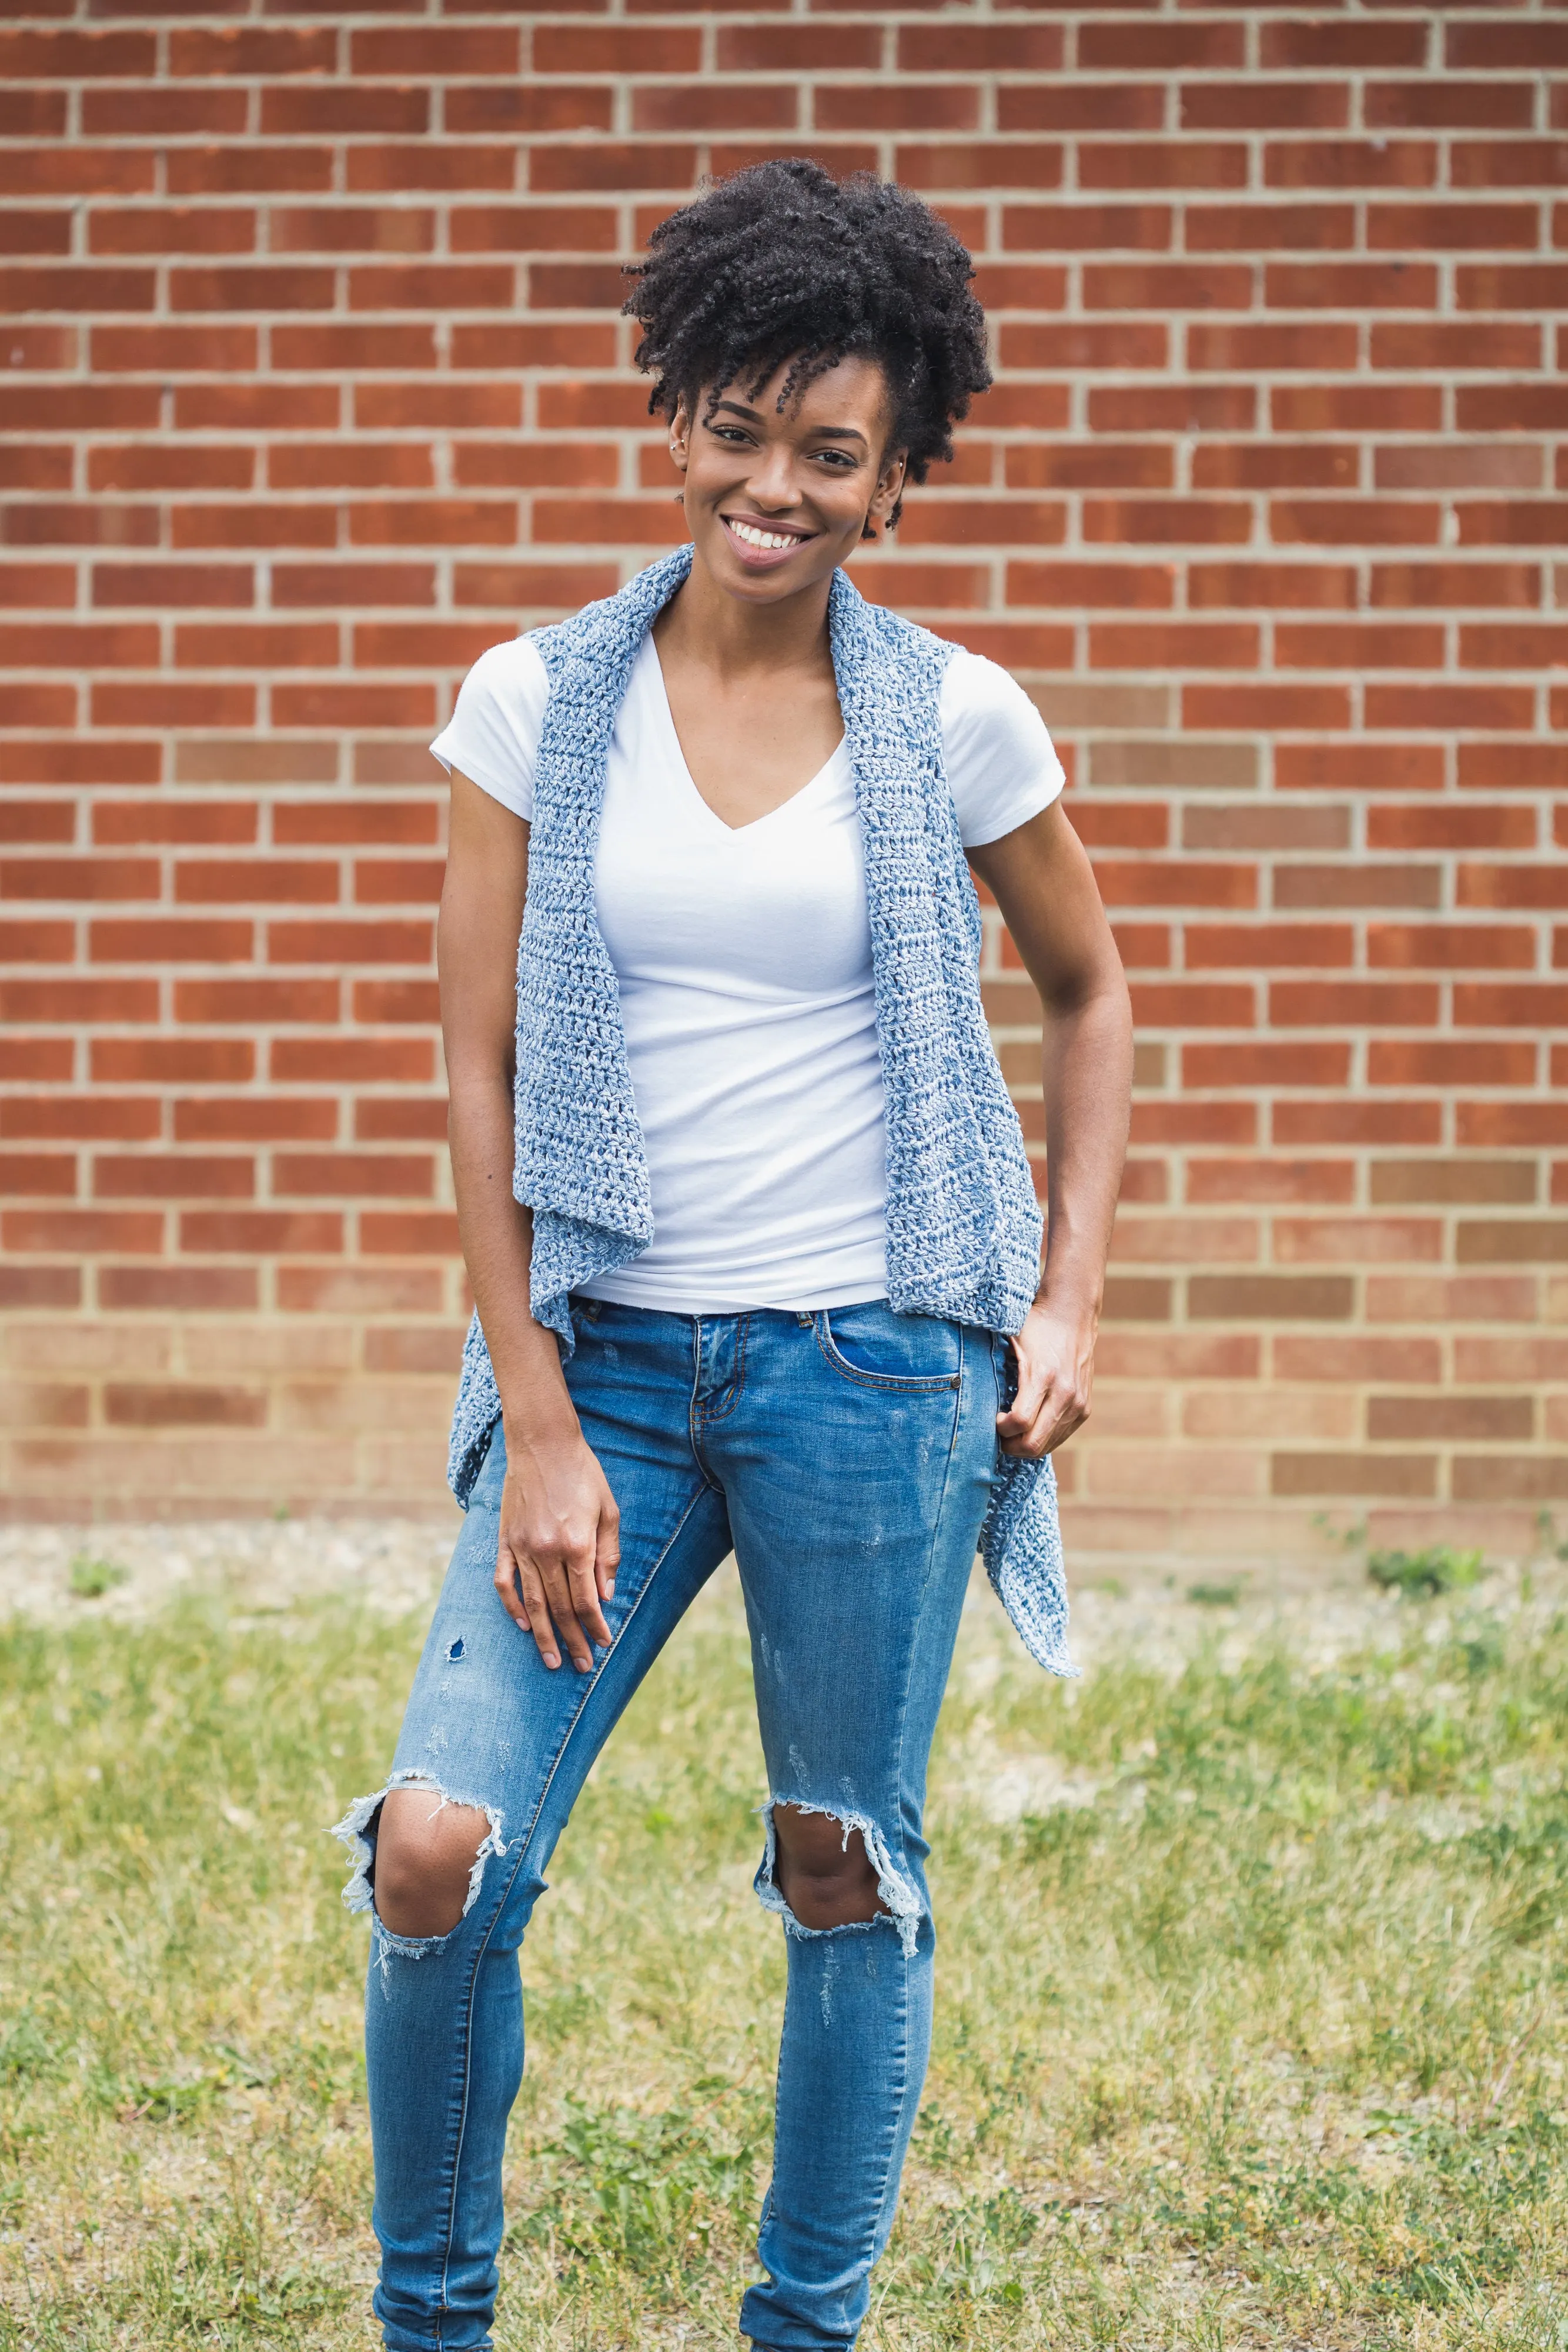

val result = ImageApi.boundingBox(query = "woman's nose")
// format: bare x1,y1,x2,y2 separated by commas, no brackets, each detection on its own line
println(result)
746,445,801,510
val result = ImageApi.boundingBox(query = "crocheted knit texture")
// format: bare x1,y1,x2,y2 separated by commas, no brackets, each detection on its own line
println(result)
447,545,1076,1676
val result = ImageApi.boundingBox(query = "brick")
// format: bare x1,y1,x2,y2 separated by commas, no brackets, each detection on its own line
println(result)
529,143,698,195
1083,263,1253,312
1091,622,1259,669
274,803,438,848
360,1211,460,1255
999,86,1162,137
92,561,253,609
1190,1276,1355,1322
1447,22,1568,69
173,979,338,1025
1457,1222,1568,1267
270,1039,433,1085
1277,622,1446,670
1185,1043,1350,1088
1194,445,1356,492
166,149,335,199
1459,503,1568,549
1453,140,1568,191
1186,809,1352,857
1372,322,1542,372
1266,139,1437,192
92,1039,253,1085
1188,923,1352,968
1183,82,1349,134
1273,385,1443,433
1189,203,1355,255
1369,1041,1538,1087
0,801,73,844
89,919,253,964
902,142,1058,193
1454,1458,1568,1505
1183,684,1353,731
93,1155,253,1202
1373,1160,1536,1207
1191,562,1358,612
1271,500,1442,548
269,445,435,490
1367,82,1536,133
99,1267,257,1312
1079,142,1247,191
1272,1453,1436,1500
0,1268,78,1309
347,147,519,197
1187,1159,1355,1207
169,28,337,77
5,1210,162,1255
1372,562,1540,609
1461,864,1568,911
179,1211,342,1252
1373,921,1536,975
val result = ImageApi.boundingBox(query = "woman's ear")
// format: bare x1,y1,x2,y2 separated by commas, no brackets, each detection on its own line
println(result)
862,447,909,540
668,397,691,475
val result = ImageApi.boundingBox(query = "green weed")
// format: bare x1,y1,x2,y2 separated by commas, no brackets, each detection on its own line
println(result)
66,1553,127,1600
1368,1544,1485,1599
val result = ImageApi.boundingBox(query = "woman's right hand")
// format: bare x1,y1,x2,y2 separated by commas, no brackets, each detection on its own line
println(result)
494,1424,621,1672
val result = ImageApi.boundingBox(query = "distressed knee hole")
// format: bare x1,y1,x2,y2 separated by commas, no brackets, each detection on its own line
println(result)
329,1772,504,1947
373,1786,494,1938
755,1798,925,1957
772,1803,882,1929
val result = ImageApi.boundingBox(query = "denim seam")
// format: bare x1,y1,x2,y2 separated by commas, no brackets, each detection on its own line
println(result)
694,1309,751,1434
812,1309,961,1395
856,1333,965,2264
435,1474,716,2327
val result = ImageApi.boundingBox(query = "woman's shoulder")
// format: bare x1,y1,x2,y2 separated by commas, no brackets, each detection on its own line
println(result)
938,647,1065,849
430,634,551,819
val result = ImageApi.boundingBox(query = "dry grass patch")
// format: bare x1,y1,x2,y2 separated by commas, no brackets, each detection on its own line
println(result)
0,1556,1566,2348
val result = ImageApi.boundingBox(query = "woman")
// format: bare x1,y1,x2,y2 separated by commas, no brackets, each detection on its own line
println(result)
335,160,1132,2352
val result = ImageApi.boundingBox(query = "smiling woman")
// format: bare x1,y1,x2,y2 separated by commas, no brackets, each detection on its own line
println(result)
331,157,1134,2352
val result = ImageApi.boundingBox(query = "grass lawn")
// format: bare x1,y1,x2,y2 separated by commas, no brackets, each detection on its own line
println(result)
1,1551,1566,2350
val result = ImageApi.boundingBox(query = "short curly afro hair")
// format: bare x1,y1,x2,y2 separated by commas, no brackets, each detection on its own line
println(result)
623,158,991,529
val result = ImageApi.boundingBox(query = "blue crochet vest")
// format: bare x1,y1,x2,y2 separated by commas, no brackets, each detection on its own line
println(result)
447,544,1075,1676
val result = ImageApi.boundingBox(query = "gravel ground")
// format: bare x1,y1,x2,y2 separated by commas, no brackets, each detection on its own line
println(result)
1,1514,1553,1684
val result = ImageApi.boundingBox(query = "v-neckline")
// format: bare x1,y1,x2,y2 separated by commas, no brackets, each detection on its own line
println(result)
644,634,848,840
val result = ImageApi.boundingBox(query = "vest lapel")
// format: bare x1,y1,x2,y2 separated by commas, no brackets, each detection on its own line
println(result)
515,544,693,1270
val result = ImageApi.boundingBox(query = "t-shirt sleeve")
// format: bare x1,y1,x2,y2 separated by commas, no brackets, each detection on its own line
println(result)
939,646,1066,848
429,636,550,823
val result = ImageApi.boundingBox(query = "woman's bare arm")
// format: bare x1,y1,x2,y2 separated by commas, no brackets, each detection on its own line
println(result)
968,798,1134,1459
439,770,619,1670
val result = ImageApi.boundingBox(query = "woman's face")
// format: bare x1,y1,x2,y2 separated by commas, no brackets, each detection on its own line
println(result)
669,353,907,607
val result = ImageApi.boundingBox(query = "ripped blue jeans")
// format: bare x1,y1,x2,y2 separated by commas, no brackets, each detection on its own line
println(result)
333,1298,1004,2351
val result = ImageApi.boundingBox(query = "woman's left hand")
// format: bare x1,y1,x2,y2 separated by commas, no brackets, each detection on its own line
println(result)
996,1301,1096,1459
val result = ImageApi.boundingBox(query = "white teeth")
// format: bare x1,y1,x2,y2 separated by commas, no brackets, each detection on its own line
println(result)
729,519,800,552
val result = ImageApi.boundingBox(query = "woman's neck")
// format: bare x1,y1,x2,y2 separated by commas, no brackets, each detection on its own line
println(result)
654,541,835,684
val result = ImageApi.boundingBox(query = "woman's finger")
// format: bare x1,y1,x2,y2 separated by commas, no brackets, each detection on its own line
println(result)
494,1537,532,1633
515,1552,564,1669
596,1498,621,1605
567,1548,613,1650
534,1552,596,1673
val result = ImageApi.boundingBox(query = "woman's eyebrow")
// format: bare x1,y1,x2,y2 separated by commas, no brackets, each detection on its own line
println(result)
709,397,868,446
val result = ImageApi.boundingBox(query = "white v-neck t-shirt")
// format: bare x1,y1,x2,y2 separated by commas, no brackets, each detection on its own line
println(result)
432,627,1064,1313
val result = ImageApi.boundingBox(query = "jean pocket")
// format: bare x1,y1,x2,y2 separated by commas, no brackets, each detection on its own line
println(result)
992,1332,1018,1415
815,1302,962,1392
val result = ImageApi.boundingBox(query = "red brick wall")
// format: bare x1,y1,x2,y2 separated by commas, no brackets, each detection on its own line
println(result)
2,7,1564,1553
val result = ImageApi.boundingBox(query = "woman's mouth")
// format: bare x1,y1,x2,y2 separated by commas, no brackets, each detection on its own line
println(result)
722,514,816,567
